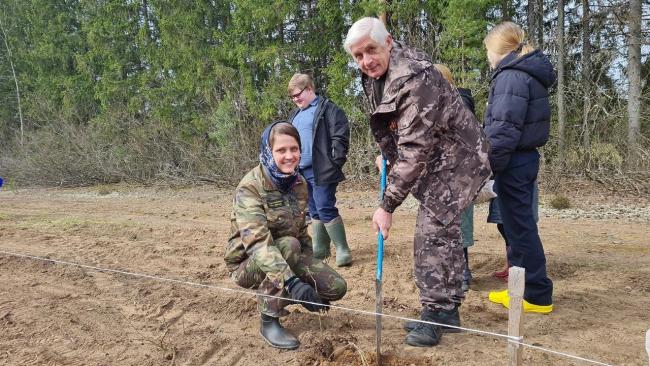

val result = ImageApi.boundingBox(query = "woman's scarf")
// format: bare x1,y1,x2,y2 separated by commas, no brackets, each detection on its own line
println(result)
259,121,299,193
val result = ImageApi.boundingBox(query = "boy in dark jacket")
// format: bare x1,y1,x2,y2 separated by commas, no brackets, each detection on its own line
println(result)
483,22,555,313
287,73,352,267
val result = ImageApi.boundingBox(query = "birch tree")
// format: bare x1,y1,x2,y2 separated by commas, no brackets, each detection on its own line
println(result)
627,0,641,151
0,16,23,145
557,0,566,155
581,0,591,149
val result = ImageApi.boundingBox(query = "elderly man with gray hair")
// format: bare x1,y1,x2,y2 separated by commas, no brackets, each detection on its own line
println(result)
344,17,492,347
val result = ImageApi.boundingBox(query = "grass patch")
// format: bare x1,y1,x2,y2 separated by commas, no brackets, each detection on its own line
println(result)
550,195,571,210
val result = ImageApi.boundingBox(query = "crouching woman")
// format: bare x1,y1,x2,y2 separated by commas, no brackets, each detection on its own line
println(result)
224,121,347,350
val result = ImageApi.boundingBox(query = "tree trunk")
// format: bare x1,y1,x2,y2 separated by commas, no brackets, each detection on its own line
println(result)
141,0,151,40
379,0,391,28
527,0,543,48
535,0,544,48
627,0,641,155
527,1,535,41
557,0,566,155
581,0,591,150
501,0,512,21
0,17,23,146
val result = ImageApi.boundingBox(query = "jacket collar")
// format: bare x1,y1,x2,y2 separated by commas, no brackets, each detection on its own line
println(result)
289,95,327,121
491,51,519,80
306,95,319,109
363,41,432,106
258,164,302,192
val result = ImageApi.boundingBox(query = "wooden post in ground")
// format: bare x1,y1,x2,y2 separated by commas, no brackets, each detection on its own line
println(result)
645,329,650,366
507,266,526,366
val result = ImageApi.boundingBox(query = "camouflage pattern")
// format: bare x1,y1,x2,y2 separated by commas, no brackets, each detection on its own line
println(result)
362,41,491,311
414,208,465,311
460,204,474,248
225,165,347,317
363,41,492,225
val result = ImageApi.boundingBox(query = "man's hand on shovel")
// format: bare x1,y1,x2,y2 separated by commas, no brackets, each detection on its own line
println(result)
372,207,392,240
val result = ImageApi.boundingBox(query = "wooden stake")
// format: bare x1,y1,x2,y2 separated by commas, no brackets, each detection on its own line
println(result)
507,266,526,366
645,329,650,366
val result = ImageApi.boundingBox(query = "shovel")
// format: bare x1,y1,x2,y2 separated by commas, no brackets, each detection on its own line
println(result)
375,156,387,366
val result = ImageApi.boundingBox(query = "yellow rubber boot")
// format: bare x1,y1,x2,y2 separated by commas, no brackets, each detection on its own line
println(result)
488,289,553,314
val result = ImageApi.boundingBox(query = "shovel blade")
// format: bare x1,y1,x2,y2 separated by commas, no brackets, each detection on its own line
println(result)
375,278,382,366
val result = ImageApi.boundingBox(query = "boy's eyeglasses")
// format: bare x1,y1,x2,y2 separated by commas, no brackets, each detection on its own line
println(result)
289,88,306,100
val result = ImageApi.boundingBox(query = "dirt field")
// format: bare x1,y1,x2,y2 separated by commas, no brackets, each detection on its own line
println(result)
1,183,649,366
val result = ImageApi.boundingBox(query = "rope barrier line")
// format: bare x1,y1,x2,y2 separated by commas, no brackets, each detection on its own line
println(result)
512,341,614,366
0,249,614,366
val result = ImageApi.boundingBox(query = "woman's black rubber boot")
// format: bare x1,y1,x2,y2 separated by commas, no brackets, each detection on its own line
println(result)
260,314,300,350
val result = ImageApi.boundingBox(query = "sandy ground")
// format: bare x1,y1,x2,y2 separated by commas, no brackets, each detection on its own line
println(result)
0,184,649,366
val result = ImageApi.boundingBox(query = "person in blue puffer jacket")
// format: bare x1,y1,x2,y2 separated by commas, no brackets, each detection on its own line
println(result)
483,22,555,313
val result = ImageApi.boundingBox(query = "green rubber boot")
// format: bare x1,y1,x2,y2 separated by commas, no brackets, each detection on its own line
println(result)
311,219,331,260
325,216,352,267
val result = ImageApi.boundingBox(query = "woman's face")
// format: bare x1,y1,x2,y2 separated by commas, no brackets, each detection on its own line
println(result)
272,134,301,174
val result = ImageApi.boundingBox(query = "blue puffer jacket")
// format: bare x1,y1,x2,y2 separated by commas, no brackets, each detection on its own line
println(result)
484,49,556,173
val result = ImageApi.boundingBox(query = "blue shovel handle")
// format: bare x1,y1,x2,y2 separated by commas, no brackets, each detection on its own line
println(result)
376,157,387,281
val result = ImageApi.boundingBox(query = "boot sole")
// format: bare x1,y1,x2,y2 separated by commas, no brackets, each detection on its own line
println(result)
336,260,352,267
313,253,331,260
259,330,300,350
404,324,461,333
405,336,440,347
489,291,553,313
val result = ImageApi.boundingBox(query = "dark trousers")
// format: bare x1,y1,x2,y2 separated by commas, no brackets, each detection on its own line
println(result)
300,167,339,223
495,151,553,305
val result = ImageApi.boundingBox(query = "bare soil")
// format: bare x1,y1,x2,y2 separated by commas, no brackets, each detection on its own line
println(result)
0,183,649,366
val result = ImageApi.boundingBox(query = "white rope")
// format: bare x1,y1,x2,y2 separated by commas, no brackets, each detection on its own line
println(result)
512,340,614,366
0,249,614,366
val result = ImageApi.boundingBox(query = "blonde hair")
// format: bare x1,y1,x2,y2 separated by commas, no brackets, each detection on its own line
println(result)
433,64,455,86
287,73,314,94
484,22,534,58
344,17,390,55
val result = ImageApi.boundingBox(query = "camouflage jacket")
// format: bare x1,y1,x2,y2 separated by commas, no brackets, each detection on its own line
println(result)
224,165,312,276
362,41,492,226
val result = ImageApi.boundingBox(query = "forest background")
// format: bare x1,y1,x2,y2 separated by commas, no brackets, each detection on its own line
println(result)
0,0,648,190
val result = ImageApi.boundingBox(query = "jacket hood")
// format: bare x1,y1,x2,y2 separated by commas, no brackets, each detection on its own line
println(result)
494,49,556,88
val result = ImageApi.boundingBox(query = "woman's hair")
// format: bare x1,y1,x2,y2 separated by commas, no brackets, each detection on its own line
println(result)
484,21,534,58
433,64,455,86
287,73,314,94
269,122,301,150
344,17,390,55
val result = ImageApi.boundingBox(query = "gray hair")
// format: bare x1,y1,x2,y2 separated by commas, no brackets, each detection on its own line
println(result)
344,17,390,54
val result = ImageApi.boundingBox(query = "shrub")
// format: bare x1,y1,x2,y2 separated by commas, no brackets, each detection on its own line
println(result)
564,143,624,172
549,195,571,210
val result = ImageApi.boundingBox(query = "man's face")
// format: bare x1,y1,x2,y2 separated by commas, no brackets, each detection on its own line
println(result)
289,86,316,109
349,35,392,79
